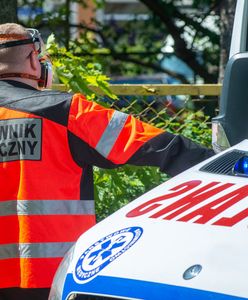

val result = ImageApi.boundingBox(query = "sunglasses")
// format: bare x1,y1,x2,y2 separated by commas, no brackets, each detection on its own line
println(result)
26,28,43,54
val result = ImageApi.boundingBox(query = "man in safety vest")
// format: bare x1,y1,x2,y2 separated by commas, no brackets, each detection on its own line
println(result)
0,23,214,300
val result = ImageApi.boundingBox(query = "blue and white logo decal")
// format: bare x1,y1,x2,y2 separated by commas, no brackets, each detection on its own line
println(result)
74,226,143,283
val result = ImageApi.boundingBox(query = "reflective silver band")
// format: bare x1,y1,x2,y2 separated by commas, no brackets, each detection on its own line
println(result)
0,200,94,216
0,242,74,259
96,110,128,158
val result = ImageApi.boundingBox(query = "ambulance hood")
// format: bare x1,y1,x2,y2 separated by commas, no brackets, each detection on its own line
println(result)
51,140,248,300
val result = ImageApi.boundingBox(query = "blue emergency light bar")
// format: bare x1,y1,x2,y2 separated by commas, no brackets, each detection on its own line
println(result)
233,156,248,176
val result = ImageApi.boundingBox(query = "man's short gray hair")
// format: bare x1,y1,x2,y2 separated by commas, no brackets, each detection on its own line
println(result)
0,23,31,70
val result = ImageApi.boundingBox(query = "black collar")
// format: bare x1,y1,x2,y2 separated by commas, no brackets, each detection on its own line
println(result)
0,80,38,90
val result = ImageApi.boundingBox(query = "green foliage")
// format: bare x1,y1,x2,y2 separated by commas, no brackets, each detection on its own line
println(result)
17,0,221,83
167,110,212,147
178,111,212,146
47,37,117,100
94,166,168,221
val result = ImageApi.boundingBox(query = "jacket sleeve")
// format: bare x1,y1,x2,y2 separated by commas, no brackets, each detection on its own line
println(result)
67,93,215,176
127,131,215,176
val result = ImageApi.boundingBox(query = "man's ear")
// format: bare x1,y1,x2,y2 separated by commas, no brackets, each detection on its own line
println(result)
29,51,39,71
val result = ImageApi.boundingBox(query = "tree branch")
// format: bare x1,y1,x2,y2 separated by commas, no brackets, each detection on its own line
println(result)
139,0,217,82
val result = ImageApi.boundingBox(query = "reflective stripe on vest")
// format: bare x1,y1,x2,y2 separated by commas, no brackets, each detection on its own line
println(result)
0,200,94,216
95,110,128,158
0,242,74,259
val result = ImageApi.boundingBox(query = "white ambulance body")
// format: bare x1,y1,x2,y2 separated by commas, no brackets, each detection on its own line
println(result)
50,140,248,300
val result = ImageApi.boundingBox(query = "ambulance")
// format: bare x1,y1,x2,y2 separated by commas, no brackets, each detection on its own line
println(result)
49,0,248,299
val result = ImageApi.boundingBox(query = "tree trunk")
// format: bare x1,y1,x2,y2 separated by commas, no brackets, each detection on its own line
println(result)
65,0,71,50
0,0,17,24
218,0,236,83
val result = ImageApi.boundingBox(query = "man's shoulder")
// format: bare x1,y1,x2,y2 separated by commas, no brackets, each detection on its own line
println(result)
0,81,73,126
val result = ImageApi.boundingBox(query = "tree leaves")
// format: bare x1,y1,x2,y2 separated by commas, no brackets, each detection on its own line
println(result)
48,39,117,100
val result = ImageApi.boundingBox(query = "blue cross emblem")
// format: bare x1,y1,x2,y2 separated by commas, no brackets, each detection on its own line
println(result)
88,235,126,266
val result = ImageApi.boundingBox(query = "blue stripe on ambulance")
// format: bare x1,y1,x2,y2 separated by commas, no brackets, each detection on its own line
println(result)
62,274,248,300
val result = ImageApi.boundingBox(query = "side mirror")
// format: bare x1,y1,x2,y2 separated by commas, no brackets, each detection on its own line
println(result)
212,53,248,149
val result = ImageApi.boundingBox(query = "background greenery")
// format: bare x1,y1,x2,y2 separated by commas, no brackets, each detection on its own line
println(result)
2,0,236,85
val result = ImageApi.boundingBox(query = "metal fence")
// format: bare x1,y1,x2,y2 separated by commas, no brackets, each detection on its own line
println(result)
52,84,221,130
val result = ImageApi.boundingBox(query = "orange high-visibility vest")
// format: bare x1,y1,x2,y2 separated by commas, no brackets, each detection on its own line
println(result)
0,80,213,288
